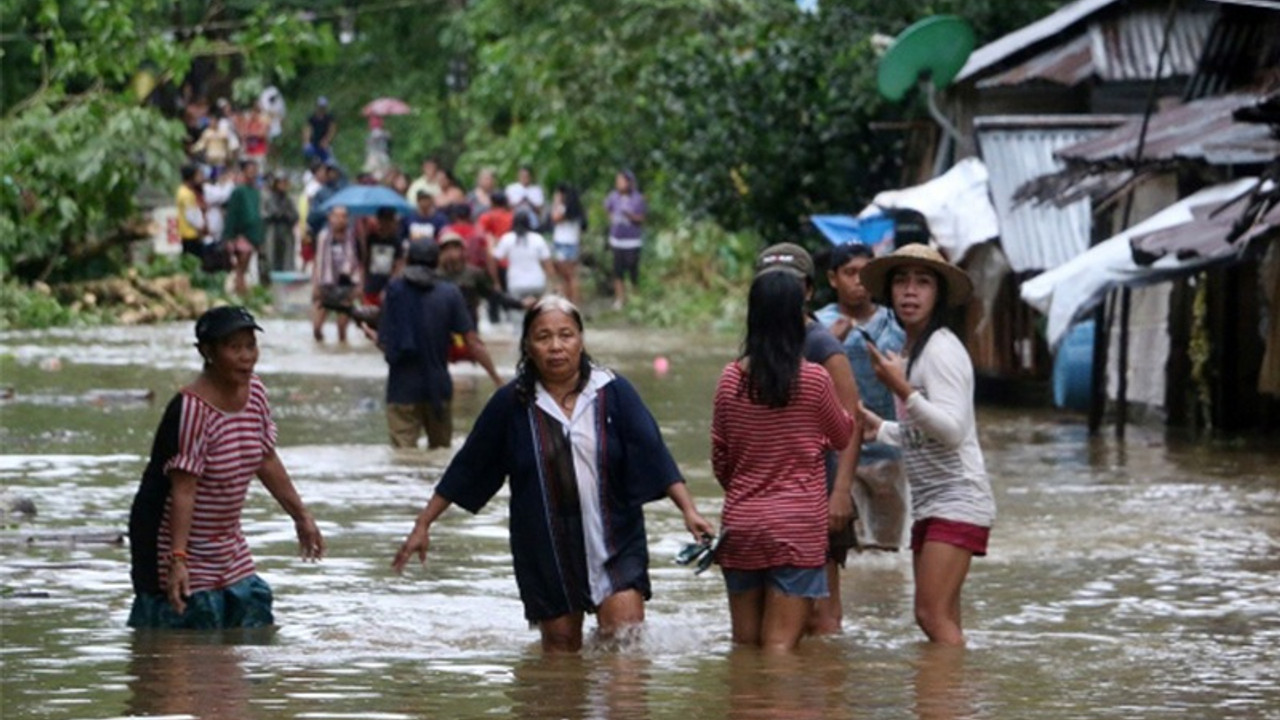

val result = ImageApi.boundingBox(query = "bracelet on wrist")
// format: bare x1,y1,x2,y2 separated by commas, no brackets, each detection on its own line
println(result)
170,549,189,563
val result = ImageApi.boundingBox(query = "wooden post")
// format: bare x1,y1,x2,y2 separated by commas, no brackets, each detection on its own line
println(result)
1116,287,1131,438
1088,295,1111,435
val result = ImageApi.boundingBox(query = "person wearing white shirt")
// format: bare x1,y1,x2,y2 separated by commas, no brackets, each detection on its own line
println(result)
492,211,554,299
505,166,545,220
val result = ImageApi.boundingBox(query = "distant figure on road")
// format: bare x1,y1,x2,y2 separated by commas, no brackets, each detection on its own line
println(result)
377,240,502,449
604,170,646,310
302,97,337,164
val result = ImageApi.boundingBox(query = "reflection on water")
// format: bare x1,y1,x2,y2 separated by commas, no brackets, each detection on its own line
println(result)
125,631,265,718
2,319,1279,719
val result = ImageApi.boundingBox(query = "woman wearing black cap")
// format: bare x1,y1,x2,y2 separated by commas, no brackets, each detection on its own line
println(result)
127,306,325,629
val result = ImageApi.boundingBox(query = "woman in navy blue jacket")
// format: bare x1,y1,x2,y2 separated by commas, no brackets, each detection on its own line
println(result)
392,295,714,651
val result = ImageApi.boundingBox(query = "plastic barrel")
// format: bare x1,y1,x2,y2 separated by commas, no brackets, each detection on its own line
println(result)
1052,320,1095,411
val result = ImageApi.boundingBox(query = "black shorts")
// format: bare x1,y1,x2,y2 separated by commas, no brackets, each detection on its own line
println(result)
612,247,641,283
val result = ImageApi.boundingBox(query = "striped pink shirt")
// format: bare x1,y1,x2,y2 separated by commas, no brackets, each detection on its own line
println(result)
157,376,277,592
712,361,853,570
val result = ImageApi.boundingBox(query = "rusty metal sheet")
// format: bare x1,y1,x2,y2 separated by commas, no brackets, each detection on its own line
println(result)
978,7,1215,88
977,116,1130,270
1131,188,1280,264
1090,7,1216,81
1055,91,1280,165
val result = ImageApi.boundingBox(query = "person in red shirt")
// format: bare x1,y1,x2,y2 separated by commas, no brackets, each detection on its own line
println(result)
475,192,514,320
711,271,854,652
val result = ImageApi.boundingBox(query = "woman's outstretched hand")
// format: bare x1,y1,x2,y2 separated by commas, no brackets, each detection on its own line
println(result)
295,514,326,561
391,524,431,574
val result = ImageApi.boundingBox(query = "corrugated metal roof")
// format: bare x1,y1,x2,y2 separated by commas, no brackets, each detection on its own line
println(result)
1130,194,1280,263
978,33,1094,87
976,7,1215,88
1055,90,1280,165
1185,4,1280,98
977,116,1128,271
1090,7,1216,81
958,0,1121,82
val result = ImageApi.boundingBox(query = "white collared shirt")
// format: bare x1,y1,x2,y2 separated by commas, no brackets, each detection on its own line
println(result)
534,368,615,605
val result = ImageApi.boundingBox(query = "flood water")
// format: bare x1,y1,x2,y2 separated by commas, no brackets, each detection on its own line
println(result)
2,318,1278,719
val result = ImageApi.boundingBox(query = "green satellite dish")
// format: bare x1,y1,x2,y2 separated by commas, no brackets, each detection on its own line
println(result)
876,16,975,102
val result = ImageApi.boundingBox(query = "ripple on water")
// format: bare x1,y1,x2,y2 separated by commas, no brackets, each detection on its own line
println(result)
3,320,1280,719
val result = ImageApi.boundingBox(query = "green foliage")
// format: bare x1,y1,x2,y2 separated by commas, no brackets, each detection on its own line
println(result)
618,219,760,332
1,0,336,284
0,281,93,330
0,96,185,280
279,0,1065,240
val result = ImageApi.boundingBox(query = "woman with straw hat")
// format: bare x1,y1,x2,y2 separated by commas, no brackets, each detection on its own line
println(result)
857,243,995,646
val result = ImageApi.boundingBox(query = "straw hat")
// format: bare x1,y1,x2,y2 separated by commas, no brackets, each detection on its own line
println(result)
859,244,973,306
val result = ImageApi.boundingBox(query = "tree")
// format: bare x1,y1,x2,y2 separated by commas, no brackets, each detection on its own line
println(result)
0,0,335,282
644,0,1069,238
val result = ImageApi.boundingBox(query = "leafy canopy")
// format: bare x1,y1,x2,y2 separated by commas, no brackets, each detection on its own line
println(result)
0,0,335,282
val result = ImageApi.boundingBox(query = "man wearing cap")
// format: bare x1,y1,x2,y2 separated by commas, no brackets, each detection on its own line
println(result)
437,230,530,331
754,242,863,635
377,240,504,449
303,97,337,163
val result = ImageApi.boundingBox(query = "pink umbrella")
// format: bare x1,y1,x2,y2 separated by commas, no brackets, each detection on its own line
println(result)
361,97,411,117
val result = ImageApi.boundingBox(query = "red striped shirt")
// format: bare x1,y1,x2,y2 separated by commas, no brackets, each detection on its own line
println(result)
712,361,853,570
157,376,276,592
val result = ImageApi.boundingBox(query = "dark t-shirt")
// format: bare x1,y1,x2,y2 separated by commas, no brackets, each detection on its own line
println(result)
804,318,844,365
307,112,333,145
128,395,183,595
803,318,846,495
363,229,404,295
401,211,449,243
379,276,474,408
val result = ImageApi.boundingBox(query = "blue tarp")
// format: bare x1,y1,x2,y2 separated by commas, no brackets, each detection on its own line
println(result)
811,214,896,247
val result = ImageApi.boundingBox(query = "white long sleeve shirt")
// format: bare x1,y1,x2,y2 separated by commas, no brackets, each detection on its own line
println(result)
876,328,995,527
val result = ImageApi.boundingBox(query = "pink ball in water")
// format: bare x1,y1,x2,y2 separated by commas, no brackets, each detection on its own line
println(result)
653,356,670,375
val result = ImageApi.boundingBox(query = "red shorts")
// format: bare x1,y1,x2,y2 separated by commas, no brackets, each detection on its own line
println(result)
447,333,472,363
362,291,383,307
911,518,989,556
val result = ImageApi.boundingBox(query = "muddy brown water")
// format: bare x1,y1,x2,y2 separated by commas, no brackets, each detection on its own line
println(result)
1,319,1278,719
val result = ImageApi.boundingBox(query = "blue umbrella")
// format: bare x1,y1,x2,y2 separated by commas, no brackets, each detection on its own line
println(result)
319,185,412,216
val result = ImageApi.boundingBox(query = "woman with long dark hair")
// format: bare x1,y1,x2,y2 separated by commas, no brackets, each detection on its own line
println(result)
550,183,586,304
857,244,995,646
711,271,854,652
392,296,714,652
